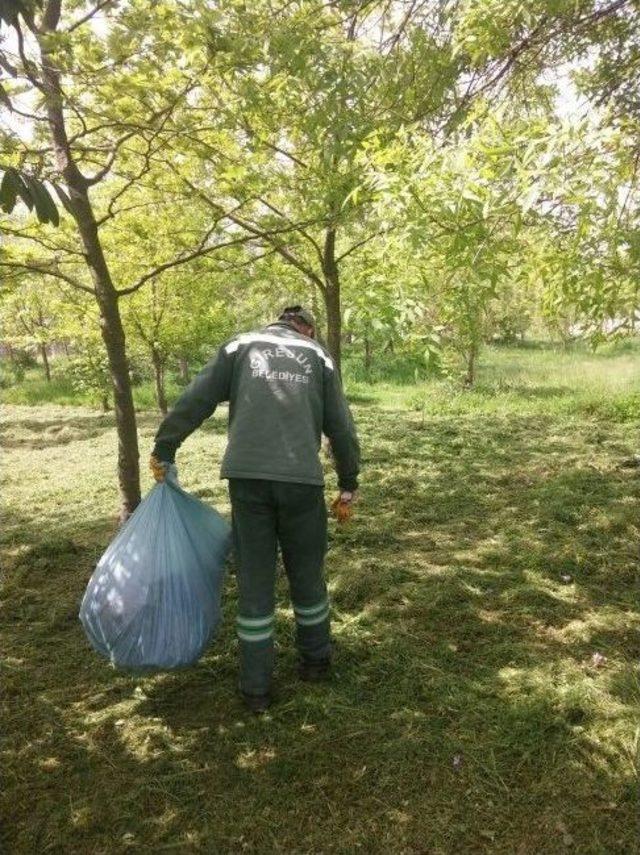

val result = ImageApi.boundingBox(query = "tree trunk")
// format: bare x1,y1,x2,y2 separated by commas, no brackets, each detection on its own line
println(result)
309,287,329,348
39,343,51,381
364,333,372,370
178,356,190,384
95,290,141,518
151,347,168,415
38,11,140,520
322,228,342,373
464,341,478,387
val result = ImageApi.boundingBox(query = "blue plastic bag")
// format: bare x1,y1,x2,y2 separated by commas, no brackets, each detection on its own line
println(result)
79,470,231,671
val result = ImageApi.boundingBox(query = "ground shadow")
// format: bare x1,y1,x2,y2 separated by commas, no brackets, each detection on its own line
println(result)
2,404,639,853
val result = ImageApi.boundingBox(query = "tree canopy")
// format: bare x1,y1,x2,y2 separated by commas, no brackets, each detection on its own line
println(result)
1,0,638,512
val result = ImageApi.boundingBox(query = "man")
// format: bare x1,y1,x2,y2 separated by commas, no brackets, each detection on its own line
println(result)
150,306,360,713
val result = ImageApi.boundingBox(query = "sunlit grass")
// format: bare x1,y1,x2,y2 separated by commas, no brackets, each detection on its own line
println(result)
346,339,640,419
0,364,184,410
1,343,639,852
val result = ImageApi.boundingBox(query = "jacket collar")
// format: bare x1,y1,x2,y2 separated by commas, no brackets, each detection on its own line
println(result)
265,321,316,343
267,321,300,334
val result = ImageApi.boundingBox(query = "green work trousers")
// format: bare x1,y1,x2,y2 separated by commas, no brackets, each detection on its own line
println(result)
228,478,332,696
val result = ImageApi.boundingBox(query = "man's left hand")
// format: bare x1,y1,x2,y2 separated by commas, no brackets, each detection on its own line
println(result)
332,490,357,523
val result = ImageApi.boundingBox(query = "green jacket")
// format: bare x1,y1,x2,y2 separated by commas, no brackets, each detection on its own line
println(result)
153,322,360,490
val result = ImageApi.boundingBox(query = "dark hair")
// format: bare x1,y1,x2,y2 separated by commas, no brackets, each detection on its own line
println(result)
280,305,303,318
279,305,313,326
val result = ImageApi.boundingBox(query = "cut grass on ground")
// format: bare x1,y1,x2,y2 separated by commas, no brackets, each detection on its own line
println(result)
1,345,639,853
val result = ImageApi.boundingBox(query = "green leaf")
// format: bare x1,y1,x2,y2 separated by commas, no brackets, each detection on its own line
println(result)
22,175,60,225
0,167,24,213
461,186,482,203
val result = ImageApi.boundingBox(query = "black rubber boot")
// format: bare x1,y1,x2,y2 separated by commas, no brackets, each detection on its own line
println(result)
298,658,331,682
240,691,272,714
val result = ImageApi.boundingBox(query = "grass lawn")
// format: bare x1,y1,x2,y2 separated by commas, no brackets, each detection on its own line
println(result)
1,343,639,853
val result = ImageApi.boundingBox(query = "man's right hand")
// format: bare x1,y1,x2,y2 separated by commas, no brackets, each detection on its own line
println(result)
149,455,169,483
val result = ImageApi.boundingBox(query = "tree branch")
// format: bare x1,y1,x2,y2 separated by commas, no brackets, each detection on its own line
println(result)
41,0,62,32
225,207,326,290
85,129,138,186
165,165,327,291
65,0,114,34
12,20,44,93
117,232,259,297
257,196,324,265
240,116,309,169
0,225,84,256
215,247,278,271
336,227,394,262
578,0,630,29
0,260,94,293
86,79,199,188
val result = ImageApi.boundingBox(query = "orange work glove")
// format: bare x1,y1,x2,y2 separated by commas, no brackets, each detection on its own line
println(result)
331,491,356,523
149,455,169,483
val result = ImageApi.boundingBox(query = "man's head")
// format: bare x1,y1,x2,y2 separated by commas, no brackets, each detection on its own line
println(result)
278,305,316,339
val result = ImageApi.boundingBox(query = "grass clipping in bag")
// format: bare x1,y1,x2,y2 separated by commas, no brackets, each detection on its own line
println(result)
79,472,231,671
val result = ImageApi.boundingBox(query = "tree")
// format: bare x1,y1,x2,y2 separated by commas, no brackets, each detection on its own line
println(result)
370,108,547,383
124,273,234,414
0,0,255,518
166,0,538,372
0,280,61,379
342,248,401,371
513,114,640,341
